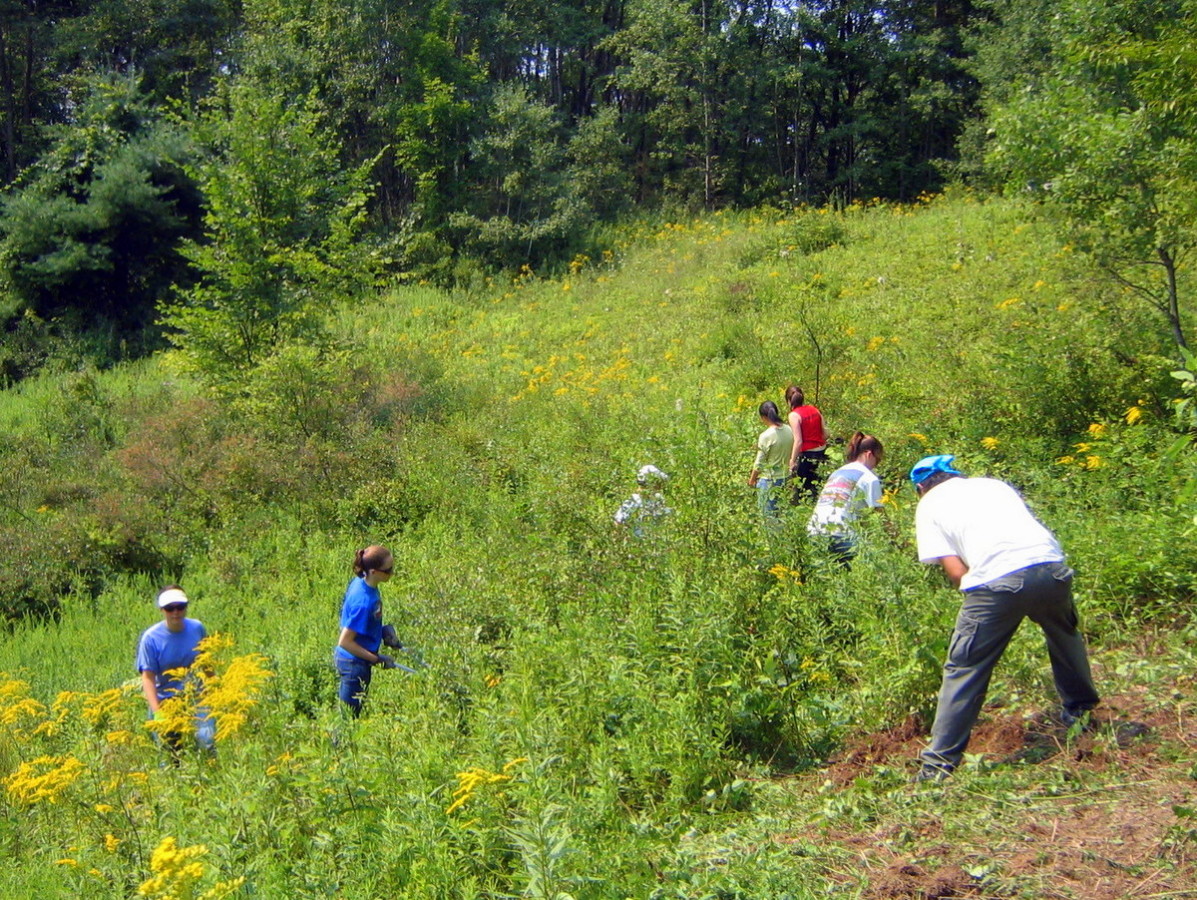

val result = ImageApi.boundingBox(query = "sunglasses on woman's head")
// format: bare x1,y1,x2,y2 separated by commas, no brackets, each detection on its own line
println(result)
378,566,394,575
162,603,187,613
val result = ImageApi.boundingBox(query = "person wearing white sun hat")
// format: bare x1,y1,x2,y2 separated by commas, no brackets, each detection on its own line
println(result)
614,465,673,538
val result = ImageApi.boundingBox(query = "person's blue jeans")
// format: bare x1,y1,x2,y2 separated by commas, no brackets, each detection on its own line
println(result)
335,655,373,717
827,534,857,568
757,477,785,524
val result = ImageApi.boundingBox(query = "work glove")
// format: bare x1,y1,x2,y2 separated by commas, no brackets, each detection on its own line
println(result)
381,624,403,648
377,654,397,669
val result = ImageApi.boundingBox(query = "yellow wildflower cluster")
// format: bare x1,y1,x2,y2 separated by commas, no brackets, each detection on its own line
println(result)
145,635,273,744
1057,438,1103,470
445,758,527,815
767,564,802,584
264,752,296,778
980,436,1000,450
145,682,203,743
798,656,832,685
4,754,86,806
0,675,47,740
22,682,142,742
35,690,83,738
83,685,137,728
200,653,273,742
1125,405,1144,425
510,352,633,403
137,837,244,900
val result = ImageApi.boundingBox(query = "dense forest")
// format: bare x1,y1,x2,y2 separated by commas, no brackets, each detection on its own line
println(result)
2,0,1193,381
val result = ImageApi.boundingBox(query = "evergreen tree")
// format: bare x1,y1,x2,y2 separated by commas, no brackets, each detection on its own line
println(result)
0,73,201,361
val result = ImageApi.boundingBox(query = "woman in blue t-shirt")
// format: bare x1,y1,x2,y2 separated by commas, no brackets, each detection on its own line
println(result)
334,544,397,716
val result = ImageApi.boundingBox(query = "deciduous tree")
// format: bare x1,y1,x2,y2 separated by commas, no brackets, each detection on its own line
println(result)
161,78,379,389
982,0,1196,352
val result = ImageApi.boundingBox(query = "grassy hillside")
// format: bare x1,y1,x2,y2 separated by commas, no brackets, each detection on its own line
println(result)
1,192,1194,898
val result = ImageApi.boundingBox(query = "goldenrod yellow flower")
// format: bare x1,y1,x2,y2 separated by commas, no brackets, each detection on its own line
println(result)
767,564,802,584
138,837,243,900
981,436,999,450
446,765,515,814
4,755,86,806
1125,406,1143,425
82,686,135,728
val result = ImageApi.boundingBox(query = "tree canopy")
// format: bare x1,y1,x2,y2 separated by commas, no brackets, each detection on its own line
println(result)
1,0,1196,373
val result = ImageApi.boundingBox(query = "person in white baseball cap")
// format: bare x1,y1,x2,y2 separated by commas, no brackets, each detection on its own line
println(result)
136,585,215,754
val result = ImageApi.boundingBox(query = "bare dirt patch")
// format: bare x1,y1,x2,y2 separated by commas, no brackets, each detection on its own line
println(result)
797,686,1197,899
864,862,980,899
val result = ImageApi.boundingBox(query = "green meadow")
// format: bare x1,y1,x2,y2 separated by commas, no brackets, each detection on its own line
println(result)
2,192,1195,898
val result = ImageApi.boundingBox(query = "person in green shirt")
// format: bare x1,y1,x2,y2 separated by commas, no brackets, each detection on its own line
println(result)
748,400,794,523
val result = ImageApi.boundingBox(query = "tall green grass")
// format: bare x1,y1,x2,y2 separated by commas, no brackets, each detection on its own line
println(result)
0,193,1192,897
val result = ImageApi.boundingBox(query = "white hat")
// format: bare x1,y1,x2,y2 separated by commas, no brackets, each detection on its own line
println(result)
157,588,190,608
636,465,668,484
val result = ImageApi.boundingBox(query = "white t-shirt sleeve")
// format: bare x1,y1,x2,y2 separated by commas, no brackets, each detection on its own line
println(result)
862,471,883,508
915,500,957,562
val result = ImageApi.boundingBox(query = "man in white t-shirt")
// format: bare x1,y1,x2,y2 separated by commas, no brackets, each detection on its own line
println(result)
910,455,1099,781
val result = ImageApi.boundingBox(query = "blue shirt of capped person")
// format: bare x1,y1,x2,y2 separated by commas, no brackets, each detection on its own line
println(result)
136,585,215,751
136,586,207,710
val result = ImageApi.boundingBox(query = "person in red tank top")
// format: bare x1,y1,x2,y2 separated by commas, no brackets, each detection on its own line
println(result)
785,385,828,503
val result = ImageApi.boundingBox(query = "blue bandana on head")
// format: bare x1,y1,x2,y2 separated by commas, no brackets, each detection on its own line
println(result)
909,454,963,486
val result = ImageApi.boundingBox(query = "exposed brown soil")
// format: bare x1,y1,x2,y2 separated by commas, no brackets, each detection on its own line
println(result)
788,680,1197,899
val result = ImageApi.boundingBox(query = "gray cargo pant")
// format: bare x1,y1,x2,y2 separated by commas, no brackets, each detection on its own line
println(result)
920,561,1100,773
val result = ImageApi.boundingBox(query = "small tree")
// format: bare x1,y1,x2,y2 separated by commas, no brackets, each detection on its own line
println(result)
449,84,583,268
161,78,379,390
982,0,1197,353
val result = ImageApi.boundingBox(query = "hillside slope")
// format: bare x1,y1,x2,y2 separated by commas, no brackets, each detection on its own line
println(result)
1,193,1194,898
